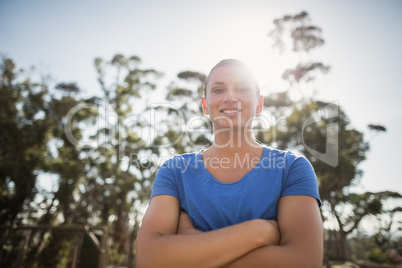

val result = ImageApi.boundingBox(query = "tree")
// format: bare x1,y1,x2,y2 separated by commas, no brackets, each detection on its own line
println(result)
372,206,402,252
268,10,329,101
0,54,163,267
266,11,401,262
0,58,50,226
153,69,211,155
0,57,95,267
75,54,162,266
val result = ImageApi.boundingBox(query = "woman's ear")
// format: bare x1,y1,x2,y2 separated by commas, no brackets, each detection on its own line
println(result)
256,95,263,115
201,97,209,115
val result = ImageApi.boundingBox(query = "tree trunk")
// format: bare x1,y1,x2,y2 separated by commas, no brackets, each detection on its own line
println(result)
339,230,350,262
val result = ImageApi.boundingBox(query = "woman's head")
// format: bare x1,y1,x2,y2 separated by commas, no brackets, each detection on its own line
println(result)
204,59,260,98
201,59,263,131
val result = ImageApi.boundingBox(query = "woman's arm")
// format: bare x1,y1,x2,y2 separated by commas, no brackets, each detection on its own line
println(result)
224,195,323,268
135,195,280,268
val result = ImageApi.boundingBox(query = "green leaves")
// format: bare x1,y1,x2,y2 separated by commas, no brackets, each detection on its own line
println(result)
269,11,325,54
368,124,387,132
282,62,330,83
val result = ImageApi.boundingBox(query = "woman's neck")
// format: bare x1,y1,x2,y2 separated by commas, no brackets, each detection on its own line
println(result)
209,128,263,157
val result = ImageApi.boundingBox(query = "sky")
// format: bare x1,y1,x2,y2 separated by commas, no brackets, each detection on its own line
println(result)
1,0,401,196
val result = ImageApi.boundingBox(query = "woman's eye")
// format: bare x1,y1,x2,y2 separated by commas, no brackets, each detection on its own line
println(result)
238,88,247,92
214,88,223,93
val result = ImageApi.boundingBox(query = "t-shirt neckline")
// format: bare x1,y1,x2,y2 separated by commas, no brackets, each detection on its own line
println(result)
196,147,268,185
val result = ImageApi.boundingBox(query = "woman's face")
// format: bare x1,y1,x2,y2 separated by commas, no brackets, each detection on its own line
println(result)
202,65,263,131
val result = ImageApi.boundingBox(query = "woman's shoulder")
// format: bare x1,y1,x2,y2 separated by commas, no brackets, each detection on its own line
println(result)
160,151,200,171
262,146,311,166
262,146,289,158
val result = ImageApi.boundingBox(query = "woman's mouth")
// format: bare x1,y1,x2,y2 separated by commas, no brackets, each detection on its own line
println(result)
220,109,242,114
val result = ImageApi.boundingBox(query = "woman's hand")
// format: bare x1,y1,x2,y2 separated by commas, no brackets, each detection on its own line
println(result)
176,210,202,235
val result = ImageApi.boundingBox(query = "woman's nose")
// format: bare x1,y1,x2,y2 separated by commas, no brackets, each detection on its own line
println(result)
223,89,238,102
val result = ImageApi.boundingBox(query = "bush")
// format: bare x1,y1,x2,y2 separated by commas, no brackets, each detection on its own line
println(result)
366,248,389,264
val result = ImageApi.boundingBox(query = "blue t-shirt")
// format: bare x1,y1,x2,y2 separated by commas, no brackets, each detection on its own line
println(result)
150,147,321,232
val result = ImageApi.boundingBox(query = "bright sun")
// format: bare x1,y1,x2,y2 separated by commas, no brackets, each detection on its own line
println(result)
201,17,301,97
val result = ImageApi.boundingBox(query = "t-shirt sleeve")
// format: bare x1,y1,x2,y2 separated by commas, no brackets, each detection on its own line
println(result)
281,154,322,207
150,159,180,201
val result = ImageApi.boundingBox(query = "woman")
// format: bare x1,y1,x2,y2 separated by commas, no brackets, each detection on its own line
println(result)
136,59,323,267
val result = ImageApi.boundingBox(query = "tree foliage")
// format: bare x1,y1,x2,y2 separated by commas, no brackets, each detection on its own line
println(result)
155,69,211,155
0,57,98,266
265,11,402,263
0,54,162,267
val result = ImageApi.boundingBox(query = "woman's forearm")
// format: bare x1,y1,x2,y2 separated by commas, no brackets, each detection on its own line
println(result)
224,196,324,268
224,243,323,268
136,219,279,268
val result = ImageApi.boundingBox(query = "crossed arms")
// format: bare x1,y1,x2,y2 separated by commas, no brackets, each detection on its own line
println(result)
135,194,323,267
